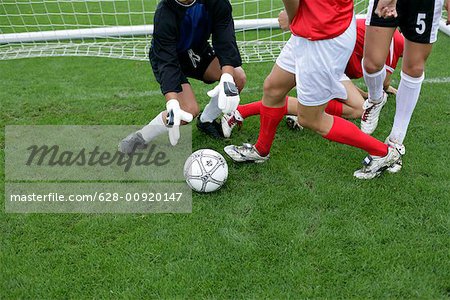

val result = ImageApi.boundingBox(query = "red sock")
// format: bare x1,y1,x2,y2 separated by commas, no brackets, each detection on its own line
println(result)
324,116,388,156
237,101,262,119
254,101,288,156
238,96,289,119
325,99,343,117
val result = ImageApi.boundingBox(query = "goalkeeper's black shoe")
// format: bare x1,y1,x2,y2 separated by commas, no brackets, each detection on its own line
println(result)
196,114,224,139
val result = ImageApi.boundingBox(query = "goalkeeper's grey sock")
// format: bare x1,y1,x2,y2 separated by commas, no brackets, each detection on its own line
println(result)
138,111,168,142
200,95,221,123
363,62,386,104
389,71,424,145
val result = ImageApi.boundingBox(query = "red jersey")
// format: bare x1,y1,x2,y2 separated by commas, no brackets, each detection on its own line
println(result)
290,0,354,41
345,19,405,79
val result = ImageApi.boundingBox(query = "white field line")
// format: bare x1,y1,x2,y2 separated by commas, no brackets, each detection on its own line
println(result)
354,76,450,89
423,77,450,84
81,86,262,101
391,76,450,85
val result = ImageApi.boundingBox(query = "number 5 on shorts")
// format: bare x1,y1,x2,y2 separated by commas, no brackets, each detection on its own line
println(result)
416,13,426,35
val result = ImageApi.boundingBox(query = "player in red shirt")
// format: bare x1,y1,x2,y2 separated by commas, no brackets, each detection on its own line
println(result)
221,16,404,136
224,0,402,179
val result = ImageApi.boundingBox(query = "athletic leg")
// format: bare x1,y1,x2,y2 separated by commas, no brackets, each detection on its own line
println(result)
287,81,364,129
388,39,432,145
295,102,399,179
253,64,295,155
363,26,396,101
360,26,396,134
200,58,223,123
340,80,365,119
224,64,295,161
384,0,441,173
297,103,388,156
287,78,364,119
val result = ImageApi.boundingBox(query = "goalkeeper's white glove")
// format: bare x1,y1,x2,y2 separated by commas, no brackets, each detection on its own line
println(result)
207,73,240,114
165,99,193,146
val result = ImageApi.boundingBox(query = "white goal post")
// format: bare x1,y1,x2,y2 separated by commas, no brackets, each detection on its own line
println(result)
0,19,281,44
1,0,449,63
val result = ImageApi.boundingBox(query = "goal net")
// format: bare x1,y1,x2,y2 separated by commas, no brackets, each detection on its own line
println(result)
0,0,449,63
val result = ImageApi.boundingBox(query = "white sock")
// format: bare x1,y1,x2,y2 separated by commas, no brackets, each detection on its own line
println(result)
200,94,221,123
363,63,386,103
388,71,424,145
138,111,169,142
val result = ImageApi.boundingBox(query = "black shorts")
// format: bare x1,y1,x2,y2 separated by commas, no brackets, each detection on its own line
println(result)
150,42,216,87
177,43,216,84
367,0,443,43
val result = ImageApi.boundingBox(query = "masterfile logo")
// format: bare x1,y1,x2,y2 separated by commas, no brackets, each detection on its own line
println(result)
4,125,192,213
25,144,169,172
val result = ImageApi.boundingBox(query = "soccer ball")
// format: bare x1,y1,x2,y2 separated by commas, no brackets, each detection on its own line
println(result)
183,149,228,193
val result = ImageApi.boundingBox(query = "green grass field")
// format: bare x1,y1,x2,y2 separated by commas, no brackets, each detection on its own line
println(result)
1,14,450,299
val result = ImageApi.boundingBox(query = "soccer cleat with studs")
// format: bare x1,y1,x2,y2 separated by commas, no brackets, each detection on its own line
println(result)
385,138,405,173
224,143,269,163
353,146,401,179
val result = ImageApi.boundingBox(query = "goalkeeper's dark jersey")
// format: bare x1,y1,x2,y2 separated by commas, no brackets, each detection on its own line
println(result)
150,0,242,95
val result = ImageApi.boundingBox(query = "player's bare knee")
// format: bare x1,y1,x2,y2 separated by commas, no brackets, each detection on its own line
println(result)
234,68,247,92
402,64,424,79
263,77,285,103
363,58,384,74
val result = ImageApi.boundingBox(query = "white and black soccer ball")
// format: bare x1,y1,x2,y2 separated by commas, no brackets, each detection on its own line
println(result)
183,149,228,193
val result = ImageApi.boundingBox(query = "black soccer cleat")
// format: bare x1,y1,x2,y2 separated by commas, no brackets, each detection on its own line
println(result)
196,114,224,139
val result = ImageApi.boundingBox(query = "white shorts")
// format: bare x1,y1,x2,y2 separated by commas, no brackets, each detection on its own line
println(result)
276,17,356,106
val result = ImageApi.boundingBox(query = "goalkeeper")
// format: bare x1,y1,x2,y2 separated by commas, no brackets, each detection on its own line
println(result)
119,0,245,153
